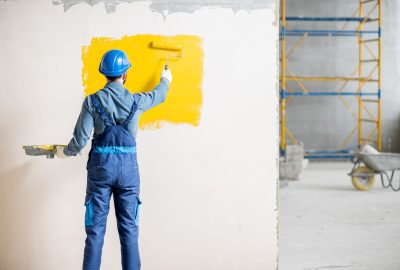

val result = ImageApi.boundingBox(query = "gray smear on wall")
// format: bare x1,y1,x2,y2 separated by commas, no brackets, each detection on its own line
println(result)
284,0,400,152
52,0,274,14
52,0,134,13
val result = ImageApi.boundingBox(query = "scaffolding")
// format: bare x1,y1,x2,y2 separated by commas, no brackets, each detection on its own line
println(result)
280,0,382,159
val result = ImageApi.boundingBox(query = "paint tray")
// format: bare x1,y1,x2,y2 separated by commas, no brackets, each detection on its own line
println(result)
23,144,65,159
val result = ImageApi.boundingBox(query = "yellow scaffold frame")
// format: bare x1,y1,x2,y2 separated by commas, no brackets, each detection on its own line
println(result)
280,0,382,159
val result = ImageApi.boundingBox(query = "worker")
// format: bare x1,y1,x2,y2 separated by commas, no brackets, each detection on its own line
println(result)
55,49,172,270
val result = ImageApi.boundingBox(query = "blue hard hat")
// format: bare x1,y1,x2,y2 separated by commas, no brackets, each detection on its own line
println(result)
99,49,131,77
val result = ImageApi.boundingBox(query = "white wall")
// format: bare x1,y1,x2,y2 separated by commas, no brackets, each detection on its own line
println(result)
0,1,278,269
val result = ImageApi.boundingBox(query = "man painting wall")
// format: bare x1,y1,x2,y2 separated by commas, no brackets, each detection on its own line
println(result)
55,49,172,270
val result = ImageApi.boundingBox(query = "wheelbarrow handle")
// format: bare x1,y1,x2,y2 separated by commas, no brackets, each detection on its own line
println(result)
351,156,360,164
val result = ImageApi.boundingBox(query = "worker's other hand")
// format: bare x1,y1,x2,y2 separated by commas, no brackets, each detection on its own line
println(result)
161,66,172,83
55,145,68,159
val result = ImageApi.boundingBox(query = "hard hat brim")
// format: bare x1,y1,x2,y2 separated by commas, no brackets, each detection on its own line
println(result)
99,63,131,77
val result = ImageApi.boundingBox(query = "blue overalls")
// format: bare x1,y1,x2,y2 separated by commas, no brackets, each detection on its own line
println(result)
83,94,141,270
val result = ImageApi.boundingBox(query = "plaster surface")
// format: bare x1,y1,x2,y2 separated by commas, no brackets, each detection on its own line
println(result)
0,0,278,269
52,0,274,14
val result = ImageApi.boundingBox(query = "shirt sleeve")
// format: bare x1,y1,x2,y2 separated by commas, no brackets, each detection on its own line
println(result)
64,96,94,156
136,78,170,112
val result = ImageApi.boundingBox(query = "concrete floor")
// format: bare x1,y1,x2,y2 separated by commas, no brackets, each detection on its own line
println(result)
279,162,400,270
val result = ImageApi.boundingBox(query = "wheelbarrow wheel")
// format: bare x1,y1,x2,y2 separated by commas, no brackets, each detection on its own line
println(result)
351,166,375,191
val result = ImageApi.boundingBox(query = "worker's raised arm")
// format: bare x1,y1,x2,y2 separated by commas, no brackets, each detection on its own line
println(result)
63,97,94,156
136,67,172,112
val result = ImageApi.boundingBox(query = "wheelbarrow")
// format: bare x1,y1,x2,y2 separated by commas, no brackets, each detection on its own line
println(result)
349,144,400,191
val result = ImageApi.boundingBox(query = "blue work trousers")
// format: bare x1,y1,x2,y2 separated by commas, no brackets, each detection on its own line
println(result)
83,153,141,270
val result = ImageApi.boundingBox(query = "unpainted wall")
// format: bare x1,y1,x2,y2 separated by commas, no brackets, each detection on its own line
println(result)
52,0,274,14
0,0,278,269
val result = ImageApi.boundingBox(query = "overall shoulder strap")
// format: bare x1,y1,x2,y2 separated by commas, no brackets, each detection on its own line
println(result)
122,95,139,128
91,94,113,126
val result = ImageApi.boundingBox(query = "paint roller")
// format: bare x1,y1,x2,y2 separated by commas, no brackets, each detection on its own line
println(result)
150,41,184,69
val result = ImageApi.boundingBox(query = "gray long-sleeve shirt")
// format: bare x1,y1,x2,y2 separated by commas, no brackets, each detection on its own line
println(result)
64,79,169,156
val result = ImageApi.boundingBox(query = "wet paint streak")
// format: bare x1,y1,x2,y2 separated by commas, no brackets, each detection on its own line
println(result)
52,0,274,14
82,35,203,129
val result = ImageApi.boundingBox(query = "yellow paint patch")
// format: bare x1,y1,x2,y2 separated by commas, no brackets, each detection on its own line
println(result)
82,35,203,129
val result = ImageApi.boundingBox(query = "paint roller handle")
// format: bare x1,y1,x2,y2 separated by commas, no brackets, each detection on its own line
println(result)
161,66,172,83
